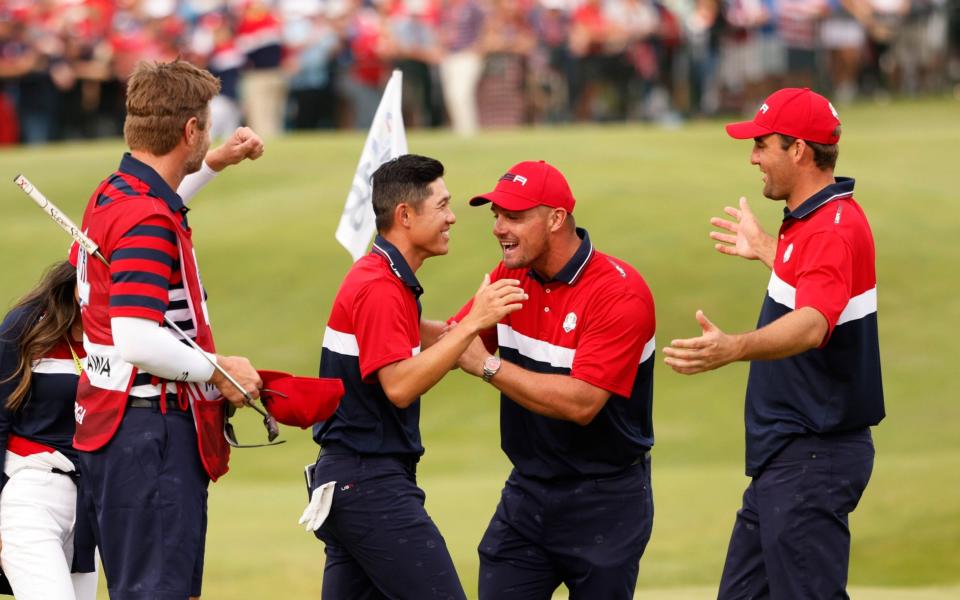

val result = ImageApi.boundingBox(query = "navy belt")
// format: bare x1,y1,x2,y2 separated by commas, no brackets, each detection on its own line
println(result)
318,443,419,471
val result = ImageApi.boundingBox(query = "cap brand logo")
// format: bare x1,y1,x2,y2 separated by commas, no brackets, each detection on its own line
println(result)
759,103,769,114
499,173,528,186
563,312,577,333
828,102,839,119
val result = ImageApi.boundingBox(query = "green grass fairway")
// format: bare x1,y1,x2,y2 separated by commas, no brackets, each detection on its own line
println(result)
2,96,958,599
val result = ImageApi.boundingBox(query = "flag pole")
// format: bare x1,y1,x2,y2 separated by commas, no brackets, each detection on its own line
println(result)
334,70,408,262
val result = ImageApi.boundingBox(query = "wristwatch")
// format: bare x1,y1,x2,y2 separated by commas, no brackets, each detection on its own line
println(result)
481,355,502,383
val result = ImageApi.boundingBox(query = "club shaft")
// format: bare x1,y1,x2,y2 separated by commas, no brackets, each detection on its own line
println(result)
14,174,101,258
12,173,255,405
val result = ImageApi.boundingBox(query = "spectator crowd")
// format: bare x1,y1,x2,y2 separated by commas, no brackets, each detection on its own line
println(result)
1,0,958,145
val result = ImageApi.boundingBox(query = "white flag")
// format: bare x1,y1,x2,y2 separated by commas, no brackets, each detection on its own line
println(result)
335,70,408,262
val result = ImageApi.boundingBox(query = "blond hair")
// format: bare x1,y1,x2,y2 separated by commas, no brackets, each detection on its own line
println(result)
124,59,221,155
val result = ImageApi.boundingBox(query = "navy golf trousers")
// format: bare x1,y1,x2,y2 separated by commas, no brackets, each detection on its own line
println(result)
478,456,653,600
309,447,466,600
79,405,208,600
718,429,875,600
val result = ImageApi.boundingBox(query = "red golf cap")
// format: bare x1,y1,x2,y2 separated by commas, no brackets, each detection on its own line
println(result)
469,160,575,213
258,370,344,429
725,88,841,145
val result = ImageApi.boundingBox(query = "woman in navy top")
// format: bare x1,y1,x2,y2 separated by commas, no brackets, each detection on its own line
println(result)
0,260,97,599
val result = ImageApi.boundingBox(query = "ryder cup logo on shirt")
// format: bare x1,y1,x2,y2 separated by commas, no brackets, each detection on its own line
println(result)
783,243,794,263
563,312,577,333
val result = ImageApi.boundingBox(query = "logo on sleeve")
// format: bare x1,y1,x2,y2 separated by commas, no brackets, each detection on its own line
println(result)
607,258,626,279
783,243,794,263
563,312,577,333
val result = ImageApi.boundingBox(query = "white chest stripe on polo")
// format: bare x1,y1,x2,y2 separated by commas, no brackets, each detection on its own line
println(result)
767,271,797,309
322,327,360,357
31,357,82,375
498,324,575,368
497,324,657,368
837,287,877,325
640,335,656,363
766,272,877,323
322,327,419,358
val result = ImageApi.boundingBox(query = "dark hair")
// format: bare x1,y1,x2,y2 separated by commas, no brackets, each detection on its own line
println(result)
778,129,840,171
372,154,445,232
124,59,220,155
1,261,78,411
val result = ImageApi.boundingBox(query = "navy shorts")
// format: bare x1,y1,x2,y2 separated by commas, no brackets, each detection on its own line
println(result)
478,456,653,600
308,448,466,600
718,429,875,600
79,406,209,600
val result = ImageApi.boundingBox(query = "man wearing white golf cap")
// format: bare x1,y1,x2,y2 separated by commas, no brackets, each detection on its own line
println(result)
664,88,884,598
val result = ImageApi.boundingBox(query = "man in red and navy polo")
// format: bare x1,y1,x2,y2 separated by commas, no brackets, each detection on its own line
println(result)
664,88,884,598
308,154,526,599
454,160,657,599
74,60,264,599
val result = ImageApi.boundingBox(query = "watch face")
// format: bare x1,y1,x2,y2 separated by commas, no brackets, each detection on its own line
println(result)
484,356,501,370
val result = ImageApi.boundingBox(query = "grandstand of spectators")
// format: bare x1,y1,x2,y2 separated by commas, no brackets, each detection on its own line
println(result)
1,0,957,145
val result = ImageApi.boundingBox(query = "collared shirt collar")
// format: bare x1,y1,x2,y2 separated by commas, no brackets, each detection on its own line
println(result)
371,235,424,299
118,152,188,215
529,227,594,285
784,177,855,221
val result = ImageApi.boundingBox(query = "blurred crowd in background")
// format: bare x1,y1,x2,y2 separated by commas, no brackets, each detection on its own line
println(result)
1,0,959,145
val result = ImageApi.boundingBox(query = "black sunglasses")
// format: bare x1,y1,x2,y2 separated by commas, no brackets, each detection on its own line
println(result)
222,390,286,448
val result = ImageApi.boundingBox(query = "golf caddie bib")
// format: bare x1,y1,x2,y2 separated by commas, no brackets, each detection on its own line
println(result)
73,177,231,481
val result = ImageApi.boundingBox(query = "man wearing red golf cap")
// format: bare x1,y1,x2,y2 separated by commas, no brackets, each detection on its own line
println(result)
664,88,884,598
453,160,657,599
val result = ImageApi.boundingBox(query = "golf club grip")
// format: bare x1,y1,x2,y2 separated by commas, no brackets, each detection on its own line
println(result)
13,174,102,259
14,174,254,403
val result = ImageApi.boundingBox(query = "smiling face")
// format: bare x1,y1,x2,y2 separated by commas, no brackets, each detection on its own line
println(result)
408,178,455,259
491,204,555,270
751,134,798,201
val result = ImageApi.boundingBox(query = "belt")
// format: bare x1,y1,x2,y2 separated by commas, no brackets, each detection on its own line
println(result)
51,467,80,481
631,451,652,466
127,396,188,412
318,443,419,471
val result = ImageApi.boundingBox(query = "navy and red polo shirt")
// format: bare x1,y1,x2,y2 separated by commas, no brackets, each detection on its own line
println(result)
456,228,657,480
0,304,86,490
314,236,425,457
745,177,884,476
81,153,203,402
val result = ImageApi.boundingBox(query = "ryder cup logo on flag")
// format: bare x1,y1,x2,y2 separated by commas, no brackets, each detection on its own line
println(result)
335,70,408,261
